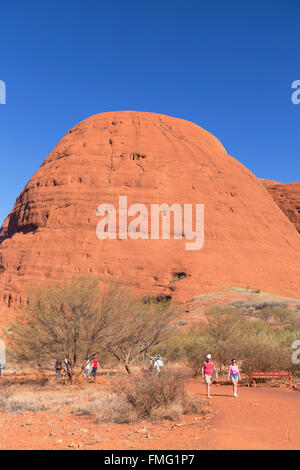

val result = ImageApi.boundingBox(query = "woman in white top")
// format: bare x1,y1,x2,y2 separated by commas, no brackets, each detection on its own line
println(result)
84,360,91,380
154,354,164,373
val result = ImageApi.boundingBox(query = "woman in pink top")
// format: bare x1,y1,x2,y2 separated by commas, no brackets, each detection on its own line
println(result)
228,359,240,397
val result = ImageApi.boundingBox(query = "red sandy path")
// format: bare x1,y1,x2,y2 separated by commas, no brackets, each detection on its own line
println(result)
188,382,300,450
0,380,299,450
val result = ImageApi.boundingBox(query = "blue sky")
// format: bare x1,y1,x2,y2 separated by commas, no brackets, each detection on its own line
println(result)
0,0,299,225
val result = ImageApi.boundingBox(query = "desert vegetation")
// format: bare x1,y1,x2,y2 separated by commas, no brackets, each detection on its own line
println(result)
1,277,210,425
160,302,300,379
2,278,299,428
0,365,209,424
7,277,183,379
71,366,209,424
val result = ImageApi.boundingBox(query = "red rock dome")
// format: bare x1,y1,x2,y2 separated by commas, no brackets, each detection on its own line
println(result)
0,111,299,321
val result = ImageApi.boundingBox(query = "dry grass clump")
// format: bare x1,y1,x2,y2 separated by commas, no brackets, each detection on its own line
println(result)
0,386,91,413
72,392,135,424
0,390,50,413
0,376,51,391
182,394,211,416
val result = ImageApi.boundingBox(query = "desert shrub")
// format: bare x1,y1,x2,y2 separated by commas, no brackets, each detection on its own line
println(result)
184,311,247,374
241,335,282,374
181,303,300,378
206,305,241,316
185,339,211,377
72,367,206,423
114,369,184,419
229,300,289,315
241,328,300,375
156,329,190,362
113,367,202,421
253,306,298,325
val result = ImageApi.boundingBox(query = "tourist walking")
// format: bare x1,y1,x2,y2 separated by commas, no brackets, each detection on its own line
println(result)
228,358,240,397
62,358,69,379
55,359,62,379
202,354,216,398
91,358,98,379
84,359,91,380
0,362,4,377
153,354,164,374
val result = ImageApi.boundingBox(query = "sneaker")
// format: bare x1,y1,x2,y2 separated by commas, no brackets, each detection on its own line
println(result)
233,392,238,397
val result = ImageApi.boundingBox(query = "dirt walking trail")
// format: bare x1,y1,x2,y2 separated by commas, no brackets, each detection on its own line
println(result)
186,382,300,450
0,381,299,450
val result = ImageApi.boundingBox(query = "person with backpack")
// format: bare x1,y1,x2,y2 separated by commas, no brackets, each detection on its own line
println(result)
153,354,164,374
55,359,62,379
228,358,240,397
202,354,216,398
0,362,4,377
91,358,98,380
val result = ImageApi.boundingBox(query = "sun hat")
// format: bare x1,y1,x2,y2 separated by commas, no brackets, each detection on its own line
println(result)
206,354,212,359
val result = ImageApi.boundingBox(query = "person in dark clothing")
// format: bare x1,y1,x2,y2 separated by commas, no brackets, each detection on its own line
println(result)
55,359,62,379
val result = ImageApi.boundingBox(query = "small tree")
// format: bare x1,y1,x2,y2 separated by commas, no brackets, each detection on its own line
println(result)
104,297,183,374
8,277,124,381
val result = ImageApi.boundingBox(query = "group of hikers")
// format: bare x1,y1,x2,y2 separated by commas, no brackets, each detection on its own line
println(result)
54,355,165,380
54,353,240,398
148,353,240,398
149,354,164,372
55,358,99,380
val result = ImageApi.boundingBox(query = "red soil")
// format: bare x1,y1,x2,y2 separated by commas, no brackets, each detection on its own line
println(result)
0,380,299,450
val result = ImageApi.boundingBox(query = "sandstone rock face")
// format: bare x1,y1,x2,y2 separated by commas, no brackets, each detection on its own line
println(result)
0,111,299,320
261,179,300,233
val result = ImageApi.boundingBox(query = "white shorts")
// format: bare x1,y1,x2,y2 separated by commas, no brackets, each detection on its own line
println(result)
205,374,213,384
